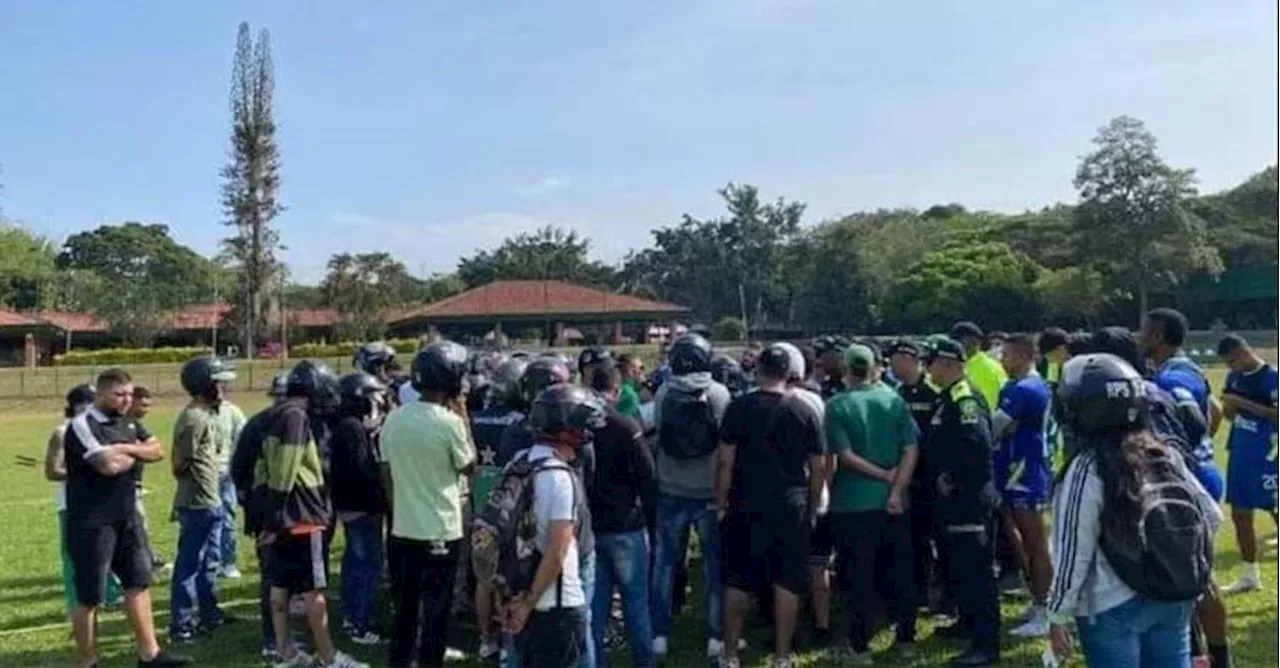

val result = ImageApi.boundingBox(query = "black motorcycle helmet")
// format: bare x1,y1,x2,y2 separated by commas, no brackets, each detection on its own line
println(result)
411,340,469,395
339,372,387,414
1058,353,1149,436
521,357,571,406
491,357,530,408
286,360,342,411
758,342,804,380
268,371,290,399
709,353,746,394
668,333,713,375
529,383,607,446
353,342,396,377
180,355,236,399
577,346,612,373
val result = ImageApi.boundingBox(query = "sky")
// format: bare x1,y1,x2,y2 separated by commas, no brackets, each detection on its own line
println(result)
0,0,1276,284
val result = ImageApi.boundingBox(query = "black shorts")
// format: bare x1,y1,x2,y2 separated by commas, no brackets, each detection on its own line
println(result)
723,501,810,595
67,516,152,607
265,531,327,593
808,514,834,568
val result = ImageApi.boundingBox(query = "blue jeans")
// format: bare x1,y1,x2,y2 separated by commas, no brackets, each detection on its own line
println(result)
1077,595,1194,668
593,530,655,668
216,475,238,568
503,549,599,668
341,514,384,632
652,494,723,641
170,507,222,634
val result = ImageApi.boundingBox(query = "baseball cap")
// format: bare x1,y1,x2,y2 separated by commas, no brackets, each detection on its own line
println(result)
924,336,966,363
844,343,877,369
949,321,984,341
577,346,612,369
885,339,921,358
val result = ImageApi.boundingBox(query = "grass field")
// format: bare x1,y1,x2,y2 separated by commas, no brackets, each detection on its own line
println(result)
0,369,1275,667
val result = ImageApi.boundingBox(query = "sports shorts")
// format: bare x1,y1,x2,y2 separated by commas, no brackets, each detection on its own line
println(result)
1192,460,1225,504
265,530,327,593
722,499,811,596
66,515,152,607
808,514,835,568
1226,452,1279,511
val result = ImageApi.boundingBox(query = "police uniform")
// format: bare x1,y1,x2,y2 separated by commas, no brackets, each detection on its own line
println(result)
890,340,943,608
925,339,1000,660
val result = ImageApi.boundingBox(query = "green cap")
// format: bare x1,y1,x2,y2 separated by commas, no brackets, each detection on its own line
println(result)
844,343,877,369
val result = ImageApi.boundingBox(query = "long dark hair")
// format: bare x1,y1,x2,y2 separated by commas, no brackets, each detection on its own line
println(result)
1062,426,1180,533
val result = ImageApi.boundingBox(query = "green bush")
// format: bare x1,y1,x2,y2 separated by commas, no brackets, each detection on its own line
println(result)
54,347,214,366
712,316,747,342
289,338,420,359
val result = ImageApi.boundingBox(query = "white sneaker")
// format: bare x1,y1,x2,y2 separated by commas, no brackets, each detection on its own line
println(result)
349,630,384,646
1222,577,1261,595
444,647,468,661
220,565,243,579
653,636,669,657
1010,616,1050,638
771,656,794,668
323,651,369,668
478,640,500,661
273,651,313,668
707,638,724,658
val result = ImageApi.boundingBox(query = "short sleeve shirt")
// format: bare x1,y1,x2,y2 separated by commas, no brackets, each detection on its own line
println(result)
719,389,825,508
1225,363,1279,459
380,401,475,541
527,445,586,610
995,375,1053,492
1154,356,1214,461
172,403,221,510
825,382,919,513
64,407,152,525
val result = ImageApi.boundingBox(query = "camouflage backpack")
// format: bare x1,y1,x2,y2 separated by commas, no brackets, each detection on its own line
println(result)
471,452,575,600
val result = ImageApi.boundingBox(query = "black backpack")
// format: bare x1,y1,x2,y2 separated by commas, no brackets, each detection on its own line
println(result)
471,453,577,600
658,385,719,460
1097,448,1213,602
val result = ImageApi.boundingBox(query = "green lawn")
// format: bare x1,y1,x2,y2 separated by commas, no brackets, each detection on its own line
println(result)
0,371,1275,667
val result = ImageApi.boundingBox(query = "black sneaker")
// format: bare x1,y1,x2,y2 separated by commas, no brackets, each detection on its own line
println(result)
169,629,197,645
138,649,194,667
933,623,969,640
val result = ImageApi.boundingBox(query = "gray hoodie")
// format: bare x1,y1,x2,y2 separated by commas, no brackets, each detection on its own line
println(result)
652,372,732,499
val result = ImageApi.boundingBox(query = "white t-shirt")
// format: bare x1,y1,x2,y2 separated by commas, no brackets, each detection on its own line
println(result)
792,387,829,515
399,382,420,407
526,445,585,611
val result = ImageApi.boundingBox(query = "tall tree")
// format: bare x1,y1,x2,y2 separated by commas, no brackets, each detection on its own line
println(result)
1073,115,1221,322
456,226,616,288
57,222,217,346
0,222,57,309
321,252,416,340
220,22,283,358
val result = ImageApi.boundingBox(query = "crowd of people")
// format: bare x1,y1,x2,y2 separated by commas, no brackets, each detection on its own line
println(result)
40,307,1276,668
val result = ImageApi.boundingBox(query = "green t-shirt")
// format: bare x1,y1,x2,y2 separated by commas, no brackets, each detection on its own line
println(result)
965,352,1007,414
214,401,247,473
825,382,919,513
616,382,642,421
172,403,222,511
380,401,475,541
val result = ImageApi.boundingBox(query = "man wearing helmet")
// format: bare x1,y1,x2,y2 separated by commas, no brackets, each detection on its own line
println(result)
379,342,476,668
501,384,604,668
329,372,391,646
470,357,530,661
650,332,732,663
169,356,239,643
261,360,366,668
715,342,827,668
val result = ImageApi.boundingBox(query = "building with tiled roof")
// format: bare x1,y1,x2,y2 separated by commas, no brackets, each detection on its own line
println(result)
388,280,689,345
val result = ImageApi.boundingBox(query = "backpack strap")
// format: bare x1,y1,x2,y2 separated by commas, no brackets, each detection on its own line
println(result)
529,457,577,609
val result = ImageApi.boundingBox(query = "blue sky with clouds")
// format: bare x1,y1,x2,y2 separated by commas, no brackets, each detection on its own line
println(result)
1,1,1275,283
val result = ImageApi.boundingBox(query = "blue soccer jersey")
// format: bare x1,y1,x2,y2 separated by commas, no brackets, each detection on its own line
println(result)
1153,356,1214,462
995,375,1053,508
1224,364,1279,510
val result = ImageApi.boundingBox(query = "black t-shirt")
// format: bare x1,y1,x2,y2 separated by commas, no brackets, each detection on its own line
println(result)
64,407,152,525
719,389,825,508
588,406,656,534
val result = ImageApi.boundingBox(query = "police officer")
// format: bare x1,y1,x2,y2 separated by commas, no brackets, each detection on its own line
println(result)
923,337,1000,667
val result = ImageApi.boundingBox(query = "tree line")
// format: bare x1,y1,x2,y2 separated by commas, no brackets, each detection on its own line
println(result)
0,20,1274,348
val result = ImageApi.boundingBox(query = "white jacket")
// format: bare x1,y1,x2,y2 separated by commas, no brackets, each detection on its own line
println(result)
1046,448,1221,624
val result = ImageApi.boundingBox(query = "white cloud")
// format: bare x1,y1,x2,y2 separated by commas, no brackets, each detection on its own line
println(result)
515,175,569,196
